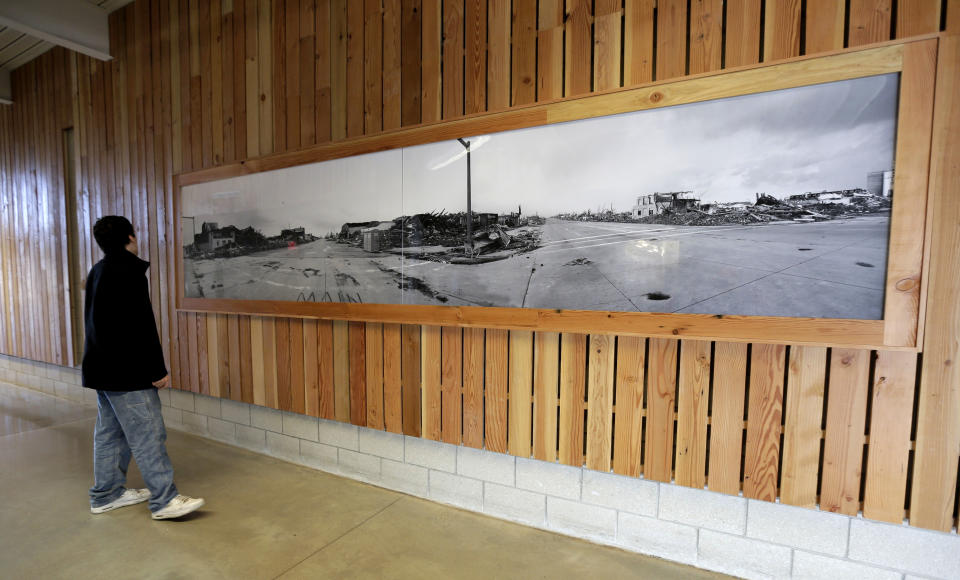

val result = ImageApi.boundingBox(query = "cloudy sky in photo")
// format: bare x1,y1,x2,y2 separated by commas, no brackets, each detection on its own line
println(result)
182,73,898,238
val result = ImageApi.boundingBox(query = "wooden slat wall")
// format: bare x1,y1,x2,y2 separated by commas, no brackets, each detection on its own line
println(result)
1,1,958,536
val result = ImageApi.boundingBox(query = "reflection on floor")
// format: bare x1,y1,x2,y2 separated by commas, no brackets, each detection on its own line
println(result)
0,382,730,579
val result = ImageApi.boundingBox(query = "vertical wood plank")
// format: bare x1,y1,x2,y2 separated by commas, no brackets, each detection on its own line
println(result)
910,34,960,532
586,334,615,472
613,336,645,477
707,342,748,495
348,320,366,425
251,315,266,405
315,0,332,142
217,314,231,399
623,0,654,85
780,346,827,507
656,0,687,80
332,319,350,421
463,0,486,115
742,343,785,501
400,0,422,125
271,0,286,152
564,0,592,96
421,325,442,440
558,332,586,466
421,0,441,123
187,312,200,393
593,0,622,91
508,330,533,458
688,0,722,74
821,349,871,515
245,0,261,157
763,0,802,62
300,0,316,146
462,327,484,448
508,0,535,107
848,0,892,47
228,314,243,401
257,0,274,154
533,332,560,462
318,319,335,419
863,351,917,523
896,0,942,37
303,318,320,416
484,328,508,453
207,312,222,398
537,0,563,101
262,316,278,408
382,0,401,130
805,0,845,54
382,322,404,433
346,0,364,137
284,0,300,149
400,323,422,436
239,315,254,403
366,322,385,429
364,0,383,134
675,340,711,488
644,338,678,482
442,0,464,119
330,0,347,140
725,0,761,67
441,325,463,444
274,316,291,409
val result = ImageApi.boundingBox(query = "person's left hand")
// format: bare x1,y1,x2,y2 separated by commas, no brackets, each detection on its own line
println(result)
152,374,170,389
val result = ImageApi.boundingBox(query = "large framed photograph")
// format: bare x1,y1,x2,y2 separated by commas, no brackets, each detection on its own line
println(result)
176,40,937,349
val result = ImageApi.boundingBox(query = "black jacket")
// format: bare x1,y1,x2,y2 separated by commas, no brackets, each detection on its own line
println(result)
81,250,168,391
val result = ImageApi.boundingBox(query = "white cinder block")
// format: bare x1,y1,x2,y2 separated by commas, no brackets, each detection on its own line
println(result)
180,411,209,435
516,458,581,500
457,447,515,486
54,382,75,401
381,459,429,497
618,513,699,566
484,483,546,527
338,449,381,482
429,470,483,511
161,406,182,427
300,441,338,471
547,497,616,541
208,418,237,443
221,399,251,425
169,389,195,412
698,530,792,580
282,411,319,441
659,483,746,535
251,406,282,432
848,518,960,579
581,470,658,516
266,431,301,461
404,436,457,472
358,429,404,461
194,395,222,418
316,419,359,450
236,425,266,451
747,500,849,556
44,366,60,379
793,551,901,580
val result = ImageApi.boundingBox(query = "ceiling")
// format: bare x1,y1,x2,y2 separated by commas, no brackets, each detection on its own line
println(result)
0,0,132,75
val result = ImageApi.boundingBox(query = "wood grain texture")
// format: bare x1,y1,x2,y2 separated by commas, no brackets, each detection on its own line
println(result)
564,0,593,96
863,350,917,523
420,0,441,122
348,320,367,425
508,0,534,106
484,328,508,453
304,317,320,416
688,0,722,74
848,0,893,47
762,0,801,62
421,325,442,440
442,0,464,119
742,343,785,501
400,323,421,436
585,334,615,471
346,0,365,137
508,330,534,457
318,318,335,419
656,0,687,79
805,0,845,54
463,0,486,115
228,314,243,400
675,340,711,488
537,0,563,101
250,315,265,405
613,336,645,477
896,0,941,37
644,338,678,482
910,34,960,532
593,0,622,91
240,315,254,403
487,0,511,111
400,0,421,126
363,0,382,134
622,0,654,85
820,348,870,515
707,342,747,494
440,325,463,444
780,346,826,508
365,322,384,429
533,332,560,462
333,319,350,421
382,322,403,433
274,316,291,409
462,327,485,448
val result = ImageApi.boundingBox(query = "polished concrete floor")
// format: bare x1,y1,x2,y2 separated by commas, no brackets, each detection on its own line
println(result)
0,383,730,579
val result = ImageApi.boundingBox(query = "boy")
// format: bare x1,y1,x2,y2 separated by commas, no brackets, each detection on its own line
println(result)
82,216,204,520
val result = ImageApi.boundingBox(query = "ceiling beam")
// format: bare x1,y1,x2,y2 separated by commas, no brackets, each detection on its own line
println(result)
0,0,111,62
0,68,11,104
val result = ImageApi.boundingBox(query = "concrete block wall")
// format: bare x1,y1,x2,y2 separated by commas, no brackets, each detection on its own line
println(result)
3,353,959,580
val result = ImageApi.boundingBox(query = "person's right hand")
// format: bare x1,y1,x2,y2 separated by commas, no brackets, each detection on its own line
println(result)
152,374,171,389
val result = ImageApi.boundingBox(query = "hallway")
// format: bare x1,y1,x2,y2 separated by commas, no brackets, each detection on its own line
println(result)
0,382,727,579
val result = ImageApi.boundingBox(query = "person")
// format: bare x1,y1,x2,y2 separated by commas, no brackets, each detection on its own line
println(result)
82,215,205,520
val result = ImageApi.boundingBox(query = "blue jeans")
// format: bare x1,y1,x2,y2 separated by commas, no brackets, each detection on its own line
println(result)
90,388,178,512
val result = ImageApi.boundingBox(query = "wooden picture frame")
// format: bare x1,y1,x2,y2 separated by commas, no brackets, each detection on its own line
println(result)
175,38,938,350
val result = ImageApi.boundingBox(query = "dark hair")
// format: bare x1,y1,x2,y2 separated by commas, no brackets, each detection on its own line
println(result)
93,216,135,254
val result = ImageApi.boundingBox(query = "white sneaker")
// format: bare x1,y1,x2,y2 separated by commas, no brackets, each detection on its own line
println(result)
91,488,151,514
151,494,205,520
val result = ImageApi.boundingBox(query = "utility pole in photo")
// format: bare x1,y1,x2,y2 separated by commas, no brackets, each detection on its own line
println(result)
457,138,473,256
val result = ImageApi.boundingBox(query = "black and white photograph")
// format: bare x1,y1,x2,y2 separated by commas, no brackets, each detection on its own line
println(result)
182,73,899,320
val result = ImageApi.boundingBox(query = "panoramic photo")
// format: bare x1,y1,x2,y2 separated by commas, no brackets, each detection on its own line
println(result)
182,73,899,320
